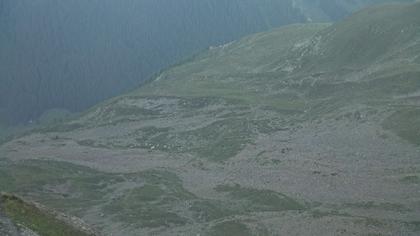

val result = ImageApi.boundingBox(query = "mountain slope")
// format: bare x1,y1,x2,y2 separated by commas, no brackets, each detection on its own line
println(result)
1,2,420,236
0,193,98,236
294,0,416,21
0,0,414,125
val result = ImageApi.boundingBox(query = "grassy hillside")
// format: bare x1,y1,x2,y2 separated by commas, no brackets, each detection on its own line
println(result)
0,0,414,125
1,2,420,235
0,193,98,236
83,1,420,147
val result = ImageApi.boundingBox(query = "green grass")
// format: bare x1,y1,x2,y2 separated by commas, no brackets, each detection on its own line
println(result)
113,106,161,117
177,96,225,110
103,170,195,228
409,221,420,232
0,159,199,228
2,5,420,233
343,201,409,212
190,185,306,224
138,77,307,114
208,220,253,236
382,108,420,146
128,24,328,114
1,194,93,236
182,118,285,161
401,175,420,184
82,115,282,161
215,184,306,212
0,159,308,230
35,122,84,134
72,95,289,162
0,159,123,215
189,200,237,222
299,3,420,71
187,118,253,161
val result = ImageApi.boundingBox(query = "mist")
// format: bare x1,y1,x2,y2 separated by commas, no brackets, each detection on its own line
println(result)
1,1,419,235
0,0,393,125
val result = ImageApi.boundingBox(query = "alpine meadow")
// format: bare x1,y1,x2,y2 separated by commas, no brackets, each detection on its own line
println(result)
1,1,420,236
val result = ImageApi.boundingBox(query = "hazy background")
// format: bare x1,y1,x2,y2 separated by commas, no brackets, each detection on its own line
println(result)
0,0,411,125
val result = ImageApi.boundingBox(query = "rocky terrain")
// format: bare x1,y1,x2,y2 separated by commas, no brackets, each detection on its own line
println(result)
0,2,420,235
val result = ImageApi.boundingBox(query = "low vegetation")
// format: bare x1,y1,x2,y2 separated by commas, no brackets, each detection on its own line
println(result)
382,108,420,146
215,184,306,212
0,193,95,236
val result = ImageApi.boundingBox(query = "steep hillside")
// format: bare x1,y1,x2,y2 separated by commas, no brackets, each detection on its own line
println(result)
1,2,420,236
0,193,98,236
0,0,414,125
